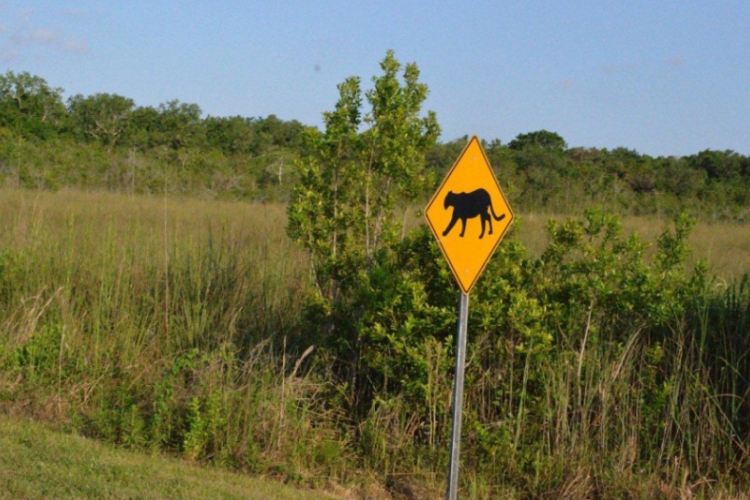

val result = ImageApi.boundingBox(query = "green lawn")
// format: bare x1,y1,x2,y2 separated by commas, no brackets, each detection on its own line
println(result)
0,415,339,500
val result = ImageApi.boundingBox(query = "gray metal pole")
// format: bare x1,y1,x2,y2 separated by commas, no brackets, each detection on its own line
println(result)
446,291,469,500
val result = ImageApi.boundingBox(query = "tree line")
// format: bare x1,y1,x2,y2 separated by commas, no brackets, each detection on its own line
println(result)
0,70,305,199
430,131,750,221
1,70,749,220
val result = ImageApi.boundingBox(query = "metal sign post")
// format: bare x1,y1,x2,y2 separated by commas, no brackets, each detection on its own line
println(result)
446,292,469,500
424,136,514,499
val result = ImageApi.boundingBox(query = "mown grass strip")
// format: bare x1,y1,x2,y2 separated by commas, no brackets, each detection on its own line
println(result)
0,415,338,500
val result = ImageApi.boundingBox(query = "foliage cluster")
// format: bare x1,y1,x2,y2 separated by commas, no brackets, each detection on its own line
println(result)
0,70,305,200
2,69,750,220
427,132,750,222
292,201,750,496
283,52,750,497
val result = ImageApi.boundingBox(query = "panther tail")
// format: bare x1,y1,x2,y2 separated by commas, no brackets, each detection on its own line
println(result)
489,202,506,222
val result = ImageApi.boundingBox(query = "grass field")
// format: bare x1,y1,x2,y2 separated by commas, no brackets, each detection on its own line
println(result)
515,211,750,278
2,188,750,499
0,414,339,500
5,189,748,279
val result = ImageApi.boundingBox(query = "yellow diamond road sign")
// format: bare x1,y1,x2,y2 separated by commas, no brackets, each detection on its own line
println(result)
425,136,514,294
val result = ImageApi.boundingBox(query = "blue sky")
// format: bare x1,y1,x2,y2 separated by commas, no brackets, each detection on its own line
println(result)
1,1,748,157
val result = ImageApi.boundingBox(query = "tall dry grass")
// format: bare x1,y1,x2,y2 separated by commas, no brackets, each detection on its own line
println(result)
2,189,749,498
516,212,750,278
0,189,354,485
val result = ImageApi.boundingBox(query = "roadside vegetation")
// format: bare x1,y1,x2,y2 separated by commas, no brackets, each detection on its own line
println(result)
1,52,750,498
0,414,337,500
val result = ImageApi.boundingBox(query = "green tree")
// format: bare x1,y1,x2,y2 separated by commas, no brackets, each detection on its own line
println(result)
254,114,304,150
156,100,204,149
67,93,135,150
286,51,440,413
204,116,259,155
0,71,66,138
502,130,570,210
128,105,163,150
688,149,744,181
508,129,567,151
287,50,440,303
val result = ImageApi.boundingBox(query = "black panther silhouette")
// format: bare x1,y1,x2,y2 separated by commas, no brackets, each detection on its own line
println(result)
442,188,506,239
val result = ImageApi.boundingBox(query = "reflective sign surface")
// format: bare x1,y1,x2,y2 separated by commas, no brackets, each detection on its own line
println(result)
425,136,514,294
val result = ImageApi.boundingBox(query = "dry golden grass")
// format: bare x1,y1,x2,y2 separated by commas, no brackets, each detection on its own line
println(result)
514,212,750,279
8,189,744,278
1,188,299,252
3,189,746,285
0,187,308,289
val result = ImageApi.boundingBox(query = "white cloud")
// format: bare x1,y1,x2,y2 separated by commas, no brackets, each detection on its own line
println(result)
61,39,88,53
18,8,35,23
29,28,57,44
0,47,18,61
64,8,96,20
3,8,89,58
